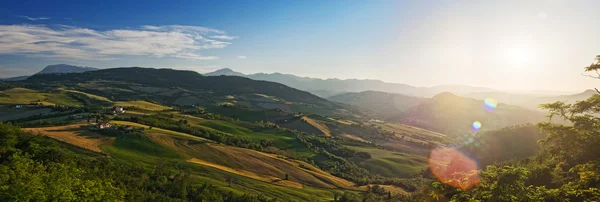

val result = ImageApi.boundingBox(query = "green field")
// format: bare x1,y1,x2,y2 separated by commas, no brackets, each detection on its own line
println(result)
375,122,449,145
113,100,172,111
348,146,428,178
188,118,314,158
0,88,81,106
101,133,185,164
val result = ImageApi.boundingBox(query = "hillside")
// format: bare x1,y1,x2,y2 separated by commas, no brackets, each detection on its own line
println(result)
25,67,353,116
397,92,546,135
204,68,494,97
328,91,425,119
459,124,546,167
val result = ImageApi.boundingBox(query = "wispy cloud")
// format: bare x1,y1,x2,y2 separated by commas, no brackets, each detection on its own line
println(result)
18,15,50,21
0,24,235,60
210,35,238,40
237,56,247,59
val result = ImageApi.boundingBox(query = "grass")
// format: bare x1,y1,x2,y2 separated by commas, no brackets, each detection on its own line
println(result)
106,133,184,160
63,89,113,103
189,118,314,158
113,100,171,111
19,112,91,124
301,116,331,136
376,122,449,145
348,146,428,178
204,106,269,121
0,88,81,106
110,120,206,141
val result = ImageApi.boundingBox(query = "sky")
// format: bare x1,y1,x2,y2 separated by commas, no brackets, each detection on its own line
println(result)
0,0,599,92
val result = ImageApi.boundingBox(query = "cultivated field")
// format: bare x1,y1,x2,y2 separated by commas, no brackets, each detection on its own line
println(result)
113,100,172,111
24,124,114,153
348,146,428,178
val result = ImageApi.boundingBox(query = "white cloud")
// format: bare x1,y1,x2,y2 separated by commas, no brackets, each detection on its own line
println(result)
18,15,50,21
0,24,234,60
237,56,247,59
210,35,238,40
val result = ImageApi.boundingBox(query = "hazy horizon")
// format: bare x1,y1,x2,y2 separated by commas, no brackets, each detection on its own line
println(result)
1,0,599,92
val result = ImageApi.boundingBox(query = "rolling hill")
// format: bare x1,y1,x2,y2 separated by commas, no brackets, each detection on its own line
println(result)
328,91,425,119
25,67,357,117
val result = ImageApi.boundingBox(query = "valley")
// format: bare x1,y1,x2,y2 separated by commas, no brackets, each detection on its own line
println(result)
0,64,595,201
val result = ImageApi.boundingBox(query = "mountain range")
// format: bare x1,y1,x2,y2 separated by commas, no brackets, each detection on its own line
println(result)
204,68,495,97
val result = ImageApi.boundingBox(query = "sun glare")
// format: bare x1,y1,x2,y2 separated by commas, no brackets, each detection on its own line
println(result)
509,47,529,65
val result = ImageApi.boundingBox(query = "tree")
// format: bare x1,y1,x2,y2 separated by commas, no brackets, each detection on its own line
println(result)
582,55,600,93
284,174,289,180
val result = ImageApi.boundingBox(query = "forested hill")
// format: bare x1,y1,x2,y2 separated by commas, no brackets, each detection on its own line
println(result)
27,67,335,108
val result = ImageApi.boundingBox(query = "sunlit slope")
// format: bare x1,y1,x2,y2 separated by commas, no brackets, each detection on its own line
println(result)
24,124,114,153
348,146,427,178
399,92,546,135
0,87,113,106
113,100,172,111
110,121,356,190
328,90,425,119
0,88,80,106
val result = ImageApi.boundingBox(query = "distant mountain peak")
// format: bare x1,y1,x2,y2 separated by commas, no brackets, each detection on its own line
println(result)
37,64,97,74
204,68,246,77
432,92,459,99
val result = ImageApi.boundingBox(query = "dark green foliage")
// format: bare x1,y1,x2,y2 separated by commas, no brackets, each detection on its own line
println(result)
415,93,600,201
461,124,546,167
0,82,14,91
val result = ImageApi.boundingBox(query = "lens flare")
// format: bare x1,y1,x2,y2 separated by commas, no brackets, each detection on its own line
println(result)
428,147,480,190
472,121,482,130
484,98,498,110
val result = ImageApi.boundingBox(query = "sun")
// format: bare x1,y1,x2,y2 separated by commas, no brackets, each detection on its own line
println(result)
509,47,529,65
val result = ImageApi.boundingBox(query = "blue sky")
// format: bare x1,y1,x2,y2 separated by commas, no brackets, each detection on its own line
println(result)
1,0,599,91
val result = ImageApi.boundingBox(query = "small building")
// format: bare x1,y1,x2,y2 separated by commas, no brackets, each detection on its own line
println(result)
96,122,111,129
113,106,126,114
124,126,135,131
